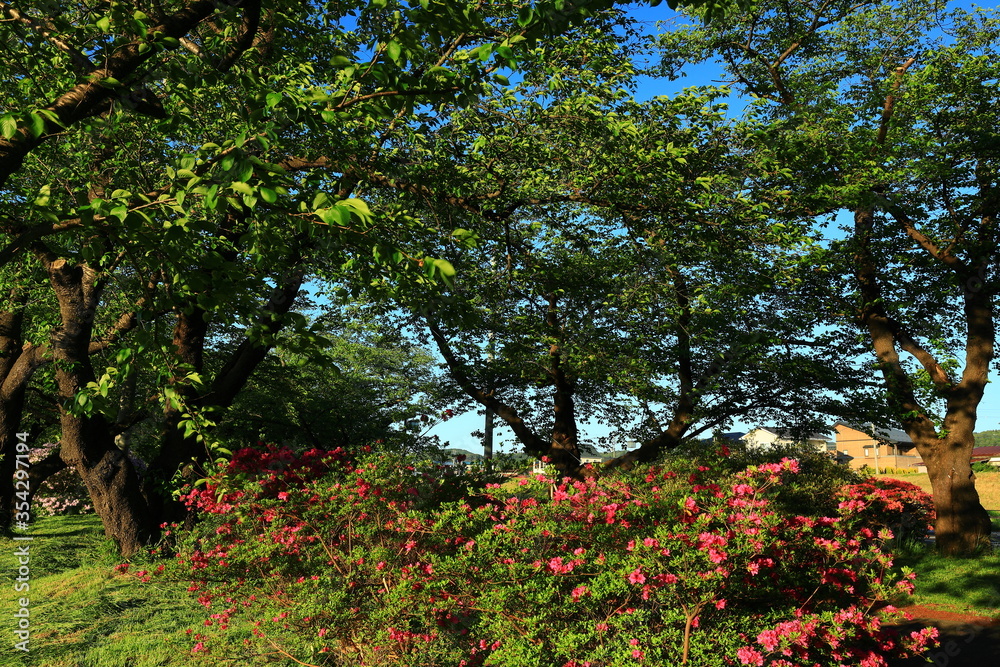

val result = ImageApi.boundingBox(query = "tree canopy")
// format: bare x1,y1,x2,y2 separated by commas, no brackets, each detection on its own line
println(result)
2,0,995,557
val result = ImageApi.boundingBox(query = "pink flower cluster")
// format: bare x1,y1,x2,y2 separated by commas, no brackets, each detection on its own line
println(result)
837,477,936,541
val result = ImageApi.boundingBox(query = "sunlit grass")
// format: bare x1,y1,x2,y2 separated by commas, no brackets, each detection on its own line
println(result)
894,544,1000,618
0,515,274,667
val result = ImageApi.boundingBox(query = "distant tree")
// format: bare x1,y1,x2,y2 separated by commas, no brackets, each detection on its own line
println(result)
359,77,880,477
974,431,1000,448
665,0,999,554
216,315,454,454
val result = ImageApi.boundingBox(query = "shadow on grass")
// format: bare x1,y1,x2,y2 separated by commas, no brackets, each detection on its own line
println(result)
895,543,1000,615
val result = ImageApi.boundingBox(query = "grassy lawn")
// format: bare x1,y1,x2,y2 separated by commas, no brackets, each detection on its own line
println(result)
893,545,1000,618
0,515,275,667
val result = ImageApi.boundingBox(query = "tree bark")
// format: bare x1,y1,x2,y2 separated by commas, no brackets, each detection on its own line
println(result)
1,293,28,529
42,255,150,556
546,293,583,475
0,290,48,529
924,433,993,555
26,446,68,507
142,305,211,530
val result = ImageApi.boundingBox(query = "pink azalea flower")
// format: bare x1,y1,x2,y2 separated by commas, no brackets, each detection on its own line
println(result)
628,568,646,585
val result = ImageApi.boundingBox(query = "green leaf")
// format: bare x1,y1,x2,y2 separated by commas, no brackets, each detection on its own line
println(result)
318,207,350,226
33,185,51,207
203,183,219,210
386,40,402,64
433,259,456,287
265,92,281,109
341,198,372,218
312,192,330,209
27,113,45,138
96,16,111,32
230,182,253,195
260,187,278,203
0,115,16,139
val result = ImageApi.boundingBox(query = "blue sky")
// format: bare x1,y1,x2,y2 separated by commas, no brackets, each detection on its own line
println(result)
427,1,1000,455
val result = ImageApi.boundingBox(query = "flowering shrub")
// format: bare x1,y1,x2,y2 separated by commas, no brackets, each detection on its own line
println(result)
709,442,863,519
29,443,93,516
148,446,937,666
837,477,936,543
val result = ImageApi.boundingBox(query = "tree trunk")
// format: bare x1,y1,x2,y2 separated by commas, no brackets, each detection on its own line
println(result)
0,293,45,530
142,306,211,530
58,410,149,555
921,433,993,555
26,447,68,506
44,256,150,556
546,293,583,477
143,267,306,533
427,315,583,475
0,399,25,530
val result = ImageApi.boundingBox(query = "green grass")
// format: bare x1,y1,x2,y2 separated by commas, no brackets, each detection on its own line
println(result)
0,515,280,667
893,543,1000,618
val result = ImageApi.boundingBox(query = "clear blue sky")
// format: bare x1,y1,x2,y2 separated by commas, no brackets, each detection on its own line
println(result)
428,1,1000,456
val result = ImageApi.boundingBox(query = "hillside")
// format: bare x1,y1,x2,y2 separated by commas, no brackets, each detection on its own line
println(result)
975,431,1000,448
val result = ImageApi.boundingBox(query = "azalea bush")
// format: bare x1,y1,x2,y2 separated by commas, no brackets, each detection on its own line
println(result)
29,442,93,517
837,477,936,544
147,444,938,666
696,441,864,519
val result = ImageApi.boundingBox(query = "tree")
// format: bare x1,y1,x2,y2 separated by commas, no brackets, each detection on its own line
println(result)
354,71,878,477
974,431,1000,448
3,0,749,553
664,0,999,553
215,312,455,454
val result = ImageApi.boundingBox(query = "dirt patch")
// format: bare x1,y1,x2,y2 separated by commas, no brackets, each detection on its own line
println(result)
888,605,1000,666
